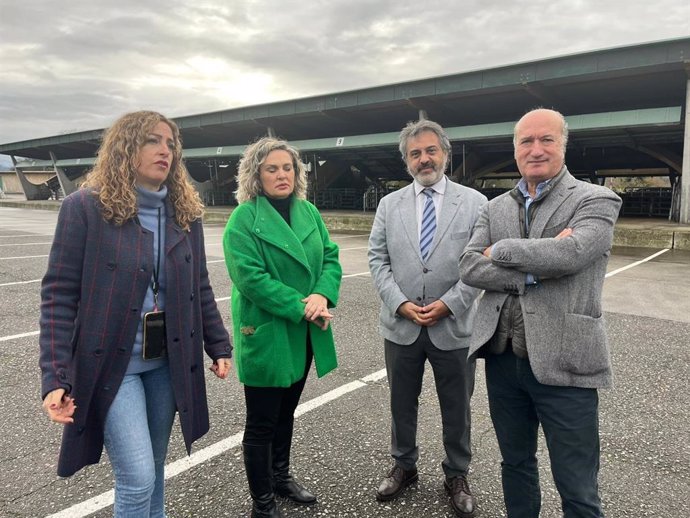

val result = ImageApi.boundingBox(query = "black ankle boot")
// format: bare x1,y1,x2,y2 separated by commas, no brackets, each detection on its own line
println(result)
272,430,317,505
243,442,284,518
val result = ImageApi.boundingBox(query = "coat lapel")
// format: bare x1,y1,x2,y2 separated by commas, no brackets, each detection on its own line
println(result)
253,196,311,271
162,200,187,256
528,168,577,238
396,185,421,260
426,180,460,259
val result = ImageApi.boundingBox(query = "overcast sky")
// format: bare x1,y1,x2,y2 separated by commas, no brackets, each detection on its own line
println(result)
1,0,689,162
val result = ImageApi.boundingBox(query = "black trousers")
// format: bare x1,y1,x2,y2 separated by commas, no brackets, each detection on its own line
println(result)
485,350,603,518
243,342,313,446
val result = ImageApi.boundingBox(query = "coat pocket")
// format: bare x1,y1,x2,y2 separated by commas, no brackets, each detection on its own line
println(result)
559,313,610,375
239,322,274,367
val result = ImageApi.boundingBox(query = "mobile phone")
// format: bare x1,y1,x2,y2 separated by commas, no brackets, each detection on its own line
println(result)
143,311,167,360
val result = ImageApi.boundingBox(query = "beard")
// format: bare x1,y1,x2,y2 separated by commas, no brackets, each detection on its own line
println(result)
408,157,448,186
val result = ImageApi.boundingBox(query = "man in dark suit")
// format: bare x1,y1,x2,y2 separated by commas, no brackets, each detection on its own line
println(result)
460,108,622,518
368,119,487,517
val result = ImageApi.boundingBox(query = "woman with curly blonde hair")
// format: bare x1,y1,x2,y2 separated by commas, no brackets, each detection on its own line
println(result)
40,110,232,517
224,137,342,517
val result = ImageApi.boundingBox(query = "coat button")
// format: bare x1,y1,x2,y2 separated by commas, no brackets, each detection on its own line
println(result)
496,305,500,312
131,307,138,312
185,254,192,263
190,293,194,301
190,364,197,372
103,385,111,391
106,262,116,270
423,268,429,273
416,297,422,301
190,329,195,337
173,337,180,343
93,349,103,357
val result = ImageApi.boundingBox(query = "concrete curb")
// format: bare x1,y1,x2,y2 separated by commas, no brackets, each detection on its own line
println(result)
3,199,690,250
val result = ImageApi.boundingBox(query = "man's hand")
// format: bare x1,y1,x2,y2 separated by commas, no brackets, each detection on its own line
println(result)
417,300,450,326
556,228,573,239
398,300,449,326
483,245,493,258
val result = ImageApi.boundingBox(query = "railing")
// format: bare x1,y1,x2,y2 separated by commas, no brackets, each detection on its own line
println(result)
619,187,672,217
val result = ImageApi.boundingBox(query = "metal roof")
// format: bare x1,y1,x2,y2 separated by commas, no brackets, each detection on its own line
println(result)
2,36,688,165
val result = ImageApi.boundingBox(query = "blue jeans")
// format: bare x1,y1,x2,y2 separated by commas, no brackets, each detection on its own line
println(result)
486,351,603,518
104,364,176,518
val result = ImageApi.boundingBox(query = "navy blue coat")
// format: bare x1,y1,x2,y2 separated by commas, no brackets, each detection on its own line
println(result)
39,189,232,477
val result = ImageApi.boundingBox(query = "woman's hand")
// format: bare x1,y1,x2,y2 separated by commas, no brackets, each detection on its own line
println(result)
210,358,232,379
42,388,76,424
302,294,330,321
302,293,333,330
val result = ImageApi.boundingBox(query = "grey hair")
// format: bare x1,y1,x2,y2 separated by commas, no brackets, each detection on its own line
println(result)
513,108,569,152
398,119,452,161
234,137,308,204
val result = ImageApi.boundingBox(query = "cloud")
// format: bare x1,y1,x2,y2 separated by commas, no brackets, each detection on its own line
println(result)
0,0,688,146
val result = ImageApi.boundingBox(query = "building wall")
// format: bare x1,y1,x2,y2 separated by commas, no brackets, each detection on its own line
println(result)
0,171,55,193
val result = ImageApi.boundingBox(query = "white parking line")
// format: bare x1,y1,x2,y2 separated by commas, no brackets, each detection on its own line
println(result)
339,246,368,251
0,330,39,342
44,367,388,518
0,234,54,238
0,242,52,247
11,246,675,517
0,279,41,287
605,248,670,278
332,234,369,239
343,271,371,278
0,254,49,260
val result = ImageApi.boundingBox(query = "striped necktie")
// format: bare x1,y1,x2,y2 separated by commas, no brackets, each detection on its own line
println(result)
420,188,436,261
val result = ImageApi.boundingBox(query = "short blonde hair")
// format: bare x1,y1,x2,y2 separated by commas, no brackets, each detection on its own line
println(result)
235,137,307,204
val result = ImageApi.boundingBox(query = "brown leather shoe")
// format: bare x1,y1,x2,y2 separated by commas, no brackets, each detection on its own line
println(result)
376,465,418,501
444,475,476,517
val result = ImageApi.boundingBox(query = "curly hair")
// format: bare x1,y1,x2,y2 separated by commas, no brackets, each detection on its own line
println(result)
234,137,307,204
81,111,203,231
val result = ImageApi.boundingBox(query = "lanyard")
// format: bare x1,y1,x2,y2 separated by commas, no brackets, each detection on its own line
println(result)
151,207,162,311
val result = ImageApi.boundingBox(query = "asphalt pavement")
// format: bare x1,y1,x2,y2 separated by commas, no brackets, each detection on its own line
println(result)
0,206,688,518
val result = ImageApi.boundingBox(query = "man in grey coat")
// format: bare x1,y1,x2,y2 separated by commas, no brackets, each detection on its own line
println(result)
459,108,622,518
369,119,487,517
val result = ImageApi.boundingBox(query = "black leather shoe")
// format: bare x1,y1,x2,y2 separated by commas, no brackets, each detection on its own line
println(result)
444,475,476,517
275,476,317,505
376,465,418,501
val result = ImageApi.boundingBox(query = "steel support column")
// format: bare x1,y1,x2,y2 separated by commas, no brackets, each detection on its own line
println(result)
681,74,690,224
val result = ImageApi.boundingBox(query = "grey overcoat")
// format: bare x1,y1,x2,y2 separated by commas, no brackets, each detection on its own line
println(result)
459,168,622,388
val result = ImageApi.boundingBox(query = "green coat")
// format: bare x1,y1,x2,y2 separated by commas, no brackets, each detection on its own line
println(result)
223,196,342,387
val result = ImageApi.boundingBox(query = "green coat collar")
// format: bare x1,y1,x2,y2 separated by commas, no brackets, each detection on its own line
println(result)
251,196,317,271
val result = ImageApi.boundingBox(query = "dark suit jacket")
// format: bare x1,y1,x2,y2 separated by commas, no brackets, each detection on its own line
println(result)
39,189,232,477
